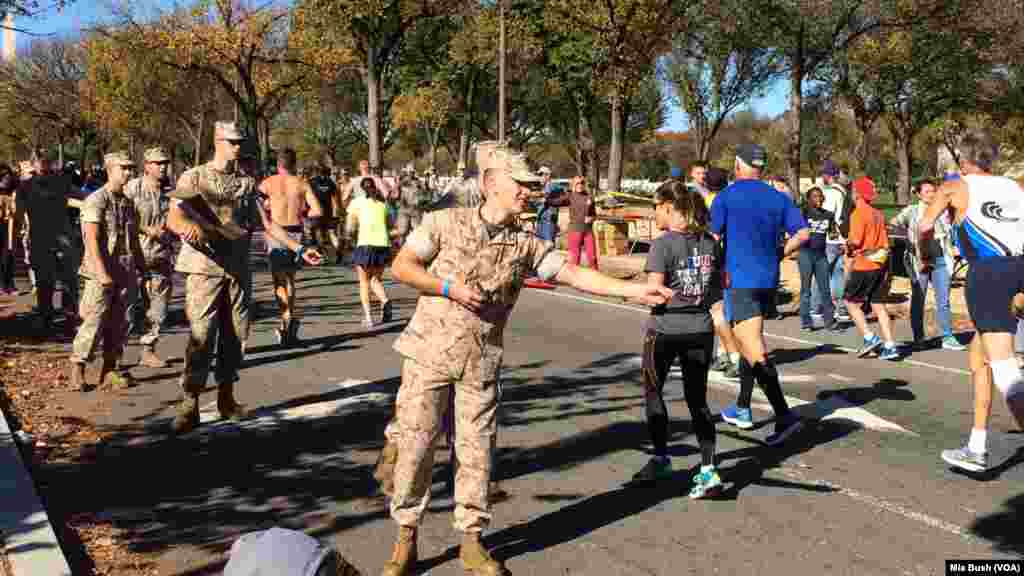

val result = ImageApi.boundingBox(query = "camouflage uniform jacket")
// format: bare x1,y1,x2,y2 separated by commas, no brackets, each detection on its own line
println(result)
78,184,140,282
125,177,174,268
173,162,257,278
393,207,565,380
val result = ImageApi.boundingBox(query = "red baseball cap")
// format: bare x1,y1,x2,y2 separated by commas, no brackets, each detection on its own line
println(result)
853,176,877,204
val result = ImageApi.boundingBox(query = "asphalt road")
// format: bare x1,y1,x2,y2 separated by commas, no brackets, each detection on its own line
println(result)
35,254,1024,576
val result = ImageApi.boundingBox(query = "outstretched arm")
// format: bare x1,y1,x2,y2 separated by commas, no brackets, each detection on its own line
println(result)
553,262,673,306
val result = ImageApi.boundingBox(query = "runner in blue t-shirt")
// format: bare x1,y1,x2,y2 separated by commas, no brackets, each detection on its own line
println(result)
709,144,810,445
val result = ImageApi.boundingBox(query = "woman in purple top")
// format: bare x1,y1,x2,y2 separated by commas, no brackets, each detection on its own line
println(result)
798,187,837,331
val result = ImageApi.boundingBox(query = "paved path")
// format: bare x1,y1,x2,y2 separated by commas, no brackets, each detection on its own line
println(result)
7,257,1023,575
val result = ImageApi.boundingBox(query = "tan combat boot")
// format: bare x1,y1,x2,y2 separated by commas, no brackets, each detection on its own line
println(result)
380,526,417,576
104,371,136,390
374,442,398,496
69,362,91,392
139,345,168,368
460,532,507,576
217,381,246,421
172,394,200,435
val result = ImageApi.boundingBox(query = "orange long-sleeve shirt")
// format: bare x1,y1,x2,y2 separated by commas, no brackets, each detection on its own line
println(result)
848,199,889,272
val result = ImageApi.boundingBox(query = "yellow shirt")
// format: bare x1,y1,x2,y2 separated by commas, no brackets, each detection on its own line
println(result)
704,192,717,209
349,196,390,247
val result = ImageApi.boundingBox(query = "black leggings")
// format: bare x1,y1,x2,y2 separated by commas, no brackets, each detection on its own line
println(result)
642,330,716,464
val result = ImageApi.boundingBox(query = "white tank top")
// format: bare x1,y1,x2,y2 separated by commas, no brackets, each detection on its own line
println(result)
957,174,1024,261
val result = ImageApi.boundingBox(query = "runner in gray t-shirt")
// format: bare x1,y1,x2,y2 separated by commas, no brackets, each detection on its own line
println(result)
633,180,723,499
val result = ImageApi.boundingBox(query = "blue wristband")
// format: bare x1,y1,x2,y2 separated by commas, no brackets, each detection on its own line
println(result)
442,280,450,298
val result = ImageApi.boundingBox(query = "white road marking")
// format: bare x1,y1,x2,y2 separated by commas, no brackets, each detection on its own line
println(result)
776,467,975,542
199,379,389,426
533,289,971,376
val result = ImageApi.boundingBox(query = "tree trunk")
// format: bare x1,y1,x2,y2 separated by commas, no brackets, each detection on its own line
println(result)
786,31,805,194
194,114,205,166
588,147,599,191
894,125,914,205
428,125,439,172
855,116,873,173
57,139,64,166
366,46,381,173
574,113,586,176
606,91,624,194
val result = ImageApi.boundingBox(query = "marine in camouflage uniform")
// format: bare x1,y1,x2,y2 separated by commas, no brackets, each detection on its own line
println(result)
125,147,175,368
167,122,323,434
393,171,429,247
11,152,83,330
69,151,144,392
378,141,673,576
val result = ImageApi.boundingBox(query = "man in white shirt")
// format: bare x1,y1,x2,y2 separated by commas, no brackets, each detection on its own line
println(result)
818,160,851,323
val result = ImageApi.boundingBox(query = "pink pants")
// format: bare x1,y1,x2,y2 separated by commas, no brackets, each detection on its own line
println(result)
567,230,598,270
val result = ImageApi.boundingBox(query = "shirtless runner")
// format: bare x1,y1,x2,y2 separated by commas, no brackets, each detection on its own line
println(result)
259,148,323,346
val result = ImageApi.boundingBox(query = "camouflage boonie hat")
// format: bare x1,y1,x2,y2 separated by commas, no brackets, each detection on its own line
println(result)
215,121,244,141
144,147,170,163
104,151,134,167
475,141,543,184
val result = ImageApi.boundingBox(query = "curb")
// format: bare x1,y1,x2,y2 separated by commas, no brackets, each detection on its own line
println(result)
0,403,72,576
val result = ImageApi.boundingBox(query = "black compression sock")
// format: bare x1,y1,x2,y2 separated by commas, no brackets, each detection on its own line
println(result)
751,360,790,417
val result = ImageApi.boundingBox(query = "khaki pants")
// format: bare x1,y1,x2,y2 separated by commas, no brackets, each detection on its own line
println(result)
70,277,137,365
181,273,249,395
390,358,498,533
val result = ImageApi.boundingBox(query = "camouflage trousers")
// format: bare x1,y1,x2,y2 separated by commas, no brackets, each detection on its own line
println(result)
70,276,138,365
181,273,249,396
390,358,498,533
128,264,172,348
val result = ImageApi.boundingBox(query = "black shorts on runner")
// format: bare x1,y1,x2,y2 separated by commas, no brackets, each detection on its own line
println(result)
843,269,887,304
730,288,775,324
966,256,1024,334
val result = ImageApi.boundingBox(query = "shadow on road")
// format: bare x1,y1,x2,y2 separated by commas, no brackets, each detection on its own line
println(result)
772,344,846,366
815,378,915,405
969,489,1024,556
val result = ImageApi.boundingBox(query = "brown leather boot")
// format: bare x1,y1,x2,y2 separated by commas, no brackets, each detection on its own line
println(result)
139,345,168,368
460,532,507,576
217,381,246,421
172,394,200,435
373,442,398,496
70,362,91,392
380,526,417,576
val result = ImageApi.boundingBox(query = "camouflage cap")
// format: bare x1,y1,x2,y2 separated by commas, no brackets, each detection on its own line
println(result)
475,140,542,184
215,121,244,141
144,147,170,163
104,151,134,167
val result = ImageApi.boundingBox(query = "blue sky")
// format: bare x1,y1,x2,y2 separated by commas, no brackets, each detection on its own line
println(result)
10,1,791,132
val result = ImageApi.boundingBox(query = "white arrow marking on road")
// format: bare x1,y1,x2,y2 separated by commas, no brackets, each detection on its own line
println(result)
199,379,389,426
605,356,917,435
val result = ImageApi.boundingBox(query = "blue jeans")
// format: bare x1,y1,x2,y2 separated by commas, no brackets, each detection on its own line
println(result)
799,249,833,326
910,259,952,341
813,244,847,314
